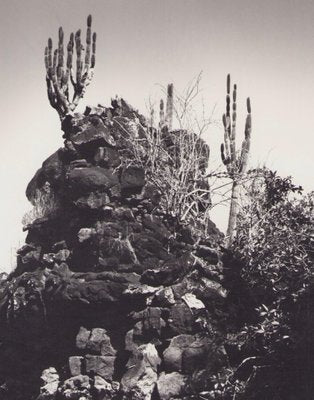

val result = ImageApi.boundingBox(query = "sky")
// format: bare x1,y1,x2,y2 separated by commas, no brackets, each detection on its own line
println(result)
0,0,313,272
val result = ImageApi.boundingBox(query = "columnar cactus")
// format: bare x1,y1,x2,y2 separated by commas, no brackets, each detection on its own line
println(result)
221,74,252,246
44,15,97,120
159,84,174,131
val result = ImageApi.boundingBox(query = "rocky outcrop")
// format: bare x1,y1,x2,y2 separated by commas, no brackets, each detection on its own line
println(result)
0,99,228,400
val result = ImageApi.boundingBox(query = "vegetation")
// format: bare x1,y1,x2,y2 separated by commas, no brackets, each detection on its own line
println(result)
209,169,314,399
124,79,212,230
22,182,60,226
44,15,97,119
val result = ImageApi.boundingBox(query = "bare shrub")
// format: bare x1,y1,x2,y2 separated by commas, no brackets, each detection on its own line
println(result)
22,182,60,226
121,77,213,229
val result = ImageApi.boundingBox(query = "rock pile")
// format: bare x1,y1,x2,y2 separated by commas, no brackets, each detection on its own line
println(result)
0,99,229,400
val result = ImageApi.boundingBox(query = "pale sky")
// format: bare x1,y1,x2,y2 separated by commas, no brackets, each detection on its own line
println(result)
0,0,313,272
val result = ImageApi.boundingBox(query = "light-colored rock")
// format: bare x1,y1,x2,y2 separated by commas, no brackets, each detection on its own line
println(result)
157,372,187,400
76,326,91,350
78,228,96,243
85,355,115,380
163,334,195,372
37,367,59,399
154,286,175,306
93,376,120,399
182,293,205,310
88,328,116,356
61,375,91,399
69,356,83,376
121,343,161,400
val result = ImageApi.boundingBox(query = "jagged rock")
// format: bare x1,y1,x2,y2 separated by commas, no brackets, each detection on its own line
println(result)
52,240,68,251
61,375,91,399
37,367,60,399
168,302,195,334
94,147,121,168
123,283,160,298
157,372,187,400
106,238,138,264
87,328,116,356
120,166,145,191
195,245,219,264
69,356,83,376
121,343,161,399
163,334,195,372
67,167,119,197
76,327,91,350
142,214,171,242
93,376,119,399
85,105,106,116
77,228,96,243
85,355,115,381
17,243,37,256
182,293,205,310
141,253,194,287
54,249,71,263
70,116,116,149
70,159,90,168
26,149,64,203
74,192,110,209
153,287,176,307
131,233,169,261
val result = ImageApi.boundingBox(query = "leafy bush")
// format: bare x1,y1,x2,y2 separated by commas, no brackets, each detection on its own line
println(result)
220,169,314,399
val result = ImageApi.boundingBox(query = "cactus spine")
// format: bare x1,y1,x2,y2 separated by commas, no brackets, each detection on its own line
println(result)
44,15,97,120
221,74,252,246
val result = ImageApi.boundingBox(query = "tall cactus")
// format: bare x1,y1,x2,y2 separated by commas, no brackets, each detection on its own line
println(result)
44,15,97,120
221,74,252,246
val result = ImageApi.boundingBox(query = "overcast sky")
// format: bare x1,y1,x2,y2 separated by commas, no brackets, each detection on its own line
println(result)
0,0,313,272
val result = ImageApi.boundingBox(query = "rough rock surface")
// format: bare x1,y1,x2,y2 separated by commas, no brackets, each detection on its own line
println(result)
0,99,228,400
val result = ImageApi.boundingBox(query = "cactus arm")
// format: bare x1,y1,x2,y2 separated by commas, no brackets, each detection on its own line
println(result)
64,32,74,98
84,15,92,72
75,29,82,86
159,99,165,129
57,27,64,87
222,113,232,172
239,98,252,173
44,47,49,73
230,84,237,163
165,83,174,130
91,32,96,68
47,38,53,77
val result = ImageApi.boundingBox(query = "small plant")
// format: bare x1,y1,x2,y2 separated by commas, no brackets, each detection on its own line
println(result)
22,182,60,226
44,15,97,119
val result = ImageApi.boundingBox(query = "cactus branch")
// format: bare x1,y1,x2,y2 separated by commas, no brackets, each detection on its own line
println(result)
44,15,97,120
165,83,174,130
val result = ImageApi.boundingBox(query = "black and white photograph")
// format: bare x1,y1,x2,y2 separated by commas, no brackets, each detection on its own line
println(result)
0,1,313,399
